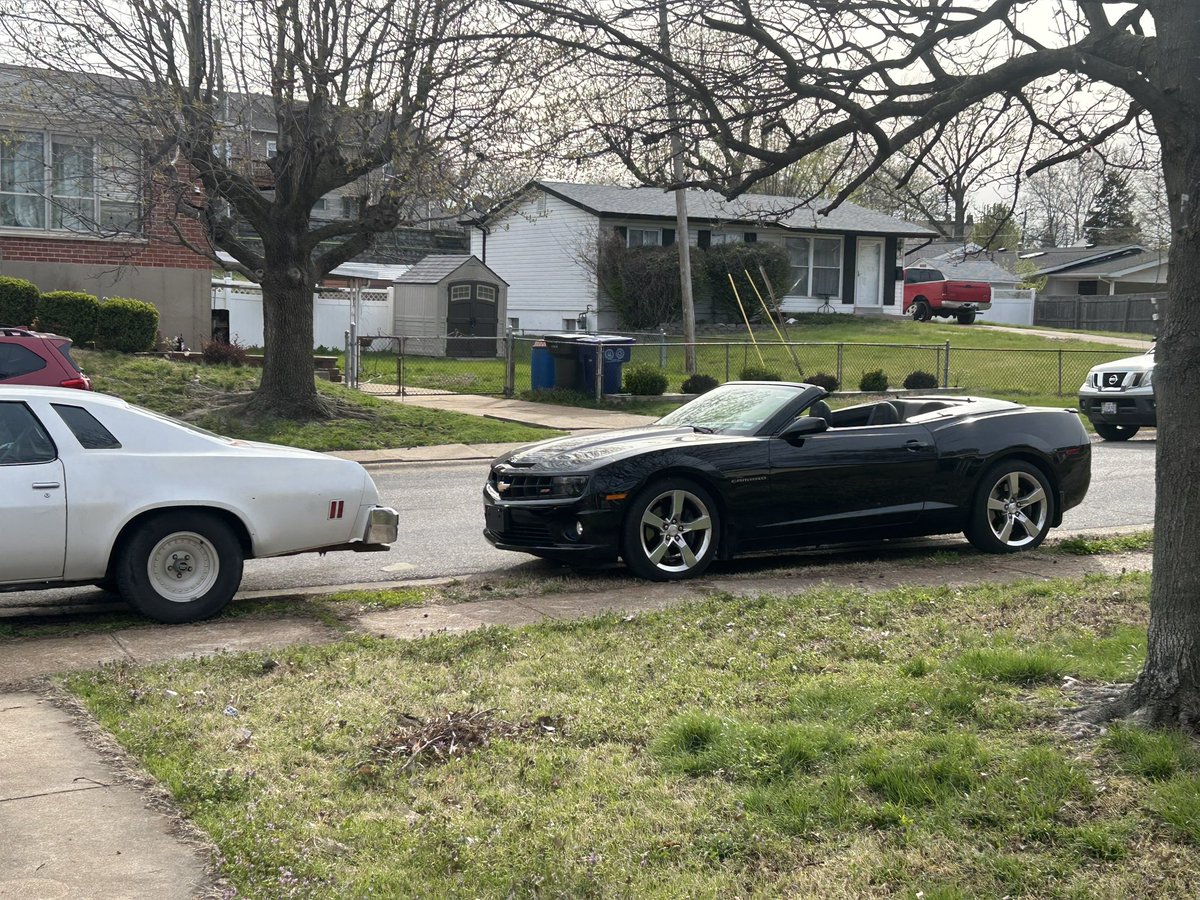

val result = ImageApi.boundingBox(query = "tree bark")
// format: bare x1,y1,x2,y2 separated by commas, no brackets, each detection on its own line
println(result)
1112,2,1200,727
251,257,328,419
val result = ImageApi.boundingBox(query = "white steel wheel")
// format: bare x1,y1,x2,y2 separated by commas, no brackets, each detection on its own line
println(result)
967,462,1053,553
622,479,719,581
147,531,220,602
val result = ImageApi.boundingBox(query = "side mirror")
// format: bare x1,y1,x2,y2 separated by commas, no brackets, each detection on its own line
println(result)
778,416,828,440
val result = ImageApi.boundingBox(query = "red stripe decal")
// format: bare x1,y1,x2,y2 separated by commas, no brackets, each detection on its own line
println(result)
329,500,337,519
337,500,345,519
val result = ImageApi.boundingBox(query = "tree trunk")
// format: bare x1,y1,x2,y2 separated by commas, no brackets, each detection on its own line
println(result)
251,260,329,419
1111,6,1200,728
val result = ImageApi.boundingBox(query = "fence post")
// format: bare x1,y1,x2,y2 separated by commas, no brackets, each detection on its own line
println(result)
659,330,668,369
725,343,730,382
594,342,604,401
397,337,405,398
943,340,950,388
1124,297,1133,333
1057,348,1063,396
504,330,516,398
344,330,352,389
836,343,844,389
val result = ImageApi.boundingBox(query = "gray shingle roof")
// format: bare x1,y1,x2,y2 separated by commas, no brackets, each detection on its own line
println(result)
1061,249,1169,277
395,255,479,284
531,181,936,238
1011,245,1145,275
914,257,1019,284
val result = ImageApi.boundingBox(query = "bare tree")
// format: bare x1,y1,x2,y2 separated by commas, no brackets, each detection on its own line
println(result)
505,0,1200,729
2,0,545,417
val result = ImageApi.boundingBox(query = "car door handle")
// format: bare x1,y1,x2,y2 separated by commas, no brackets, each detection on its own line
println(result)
32,482,61,490
904,440,931,452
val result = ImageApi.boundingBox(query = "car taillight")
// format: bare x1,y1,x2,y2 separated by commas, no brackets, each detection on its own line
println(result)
60,376,92,390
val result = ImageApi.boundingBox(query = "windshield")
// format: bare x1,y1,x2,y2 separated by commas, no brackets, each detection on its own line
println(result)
657,383,803,435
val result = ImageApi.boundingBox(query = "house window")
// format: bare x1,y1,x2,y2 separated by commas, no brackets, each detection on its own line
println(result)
561,318,577,332
266,140,278,159
311,197,328,212
0,131,142,234
477,284,496,302
784,235,843,298
450,285,472,301
341,196,358,219
709,232,742,245
508,317,519,331
627,227,661,248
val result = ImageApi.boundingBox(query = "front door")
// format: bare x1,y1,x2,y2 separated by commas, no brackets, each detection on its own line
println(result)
0,401,66,583
447,282,499,358
855,238,884,308
763,422,937,541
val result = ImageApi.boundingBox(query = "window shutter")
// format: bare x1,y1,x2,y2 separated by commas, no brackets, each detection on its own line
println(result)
698,230,711,249
615,226,627,241
744,232,757,243
662,228,675,246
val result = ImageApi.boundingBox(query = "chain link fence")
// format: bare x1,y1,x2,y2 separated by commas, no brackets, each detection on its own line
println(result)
350,332,1138,400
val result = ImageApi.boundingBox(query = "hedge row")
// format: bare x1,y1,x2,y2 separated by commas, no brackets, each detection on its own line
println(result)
0,276,158,352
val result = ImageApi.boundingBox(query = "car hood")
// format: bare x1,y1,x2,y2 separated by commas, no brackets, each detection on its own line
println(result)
1089,351,1154,374
493,426,752,472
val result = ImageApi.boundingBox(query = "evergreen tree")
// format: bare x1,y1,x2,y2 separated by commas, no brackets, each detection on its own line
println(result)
1084,173,1144,245
970,204,1021,250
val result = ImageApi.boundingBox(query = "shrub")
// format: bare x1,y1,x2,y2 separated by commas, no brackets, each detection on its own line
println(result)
0,276,39,327
859,369,889,392
681,373,720,395
703,242,792,320
37,290,101,343
903,370,939,390
597,230,710,330
739,364,782,381
201,338,249,366
807,372,840,392
95,297,159,352
623,363,668,395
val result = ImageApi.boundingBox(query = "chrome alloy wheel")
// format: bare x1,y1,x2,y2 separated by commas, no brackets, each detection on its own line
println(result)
984,471,1048,548
638,488,714,574
147,531,220,603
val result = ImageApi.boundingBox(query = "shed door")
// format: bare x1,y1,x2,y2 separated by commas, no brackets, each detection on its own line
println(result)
447,282,498,357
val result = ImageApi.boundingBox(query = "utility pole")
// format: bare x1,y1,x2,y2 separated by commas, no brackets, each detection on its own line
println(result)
658,0,697,374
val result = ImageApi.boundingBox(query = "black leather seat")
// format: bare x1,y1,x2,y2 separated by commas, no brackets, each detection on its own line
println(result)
866,401,901,425
808,399,833,421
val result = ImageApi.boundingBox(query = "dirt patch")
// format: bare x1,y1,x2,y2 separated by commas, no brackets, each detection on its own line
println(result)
369,709,561,773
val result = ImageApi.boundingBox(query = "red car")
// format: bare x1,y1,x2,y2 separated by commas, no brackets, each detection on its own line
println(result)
0,326,92,390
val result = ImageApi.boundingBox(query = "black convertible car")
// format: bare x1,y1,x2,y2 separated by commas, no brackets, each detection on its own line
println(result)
483,382,1091,580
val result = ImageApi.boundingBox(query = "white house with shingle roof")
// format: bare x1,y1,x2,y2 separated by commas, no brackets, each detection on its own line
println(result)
463,180,937,332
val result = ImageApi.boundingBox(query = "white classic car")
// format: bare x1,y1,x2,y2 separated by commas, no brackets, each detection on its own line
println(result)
0,386,398,623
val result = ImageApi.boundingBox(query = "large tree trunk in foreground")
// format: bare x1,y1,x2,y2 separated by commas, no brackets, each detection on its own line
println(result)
1110,4,1200,727
252,260,328,419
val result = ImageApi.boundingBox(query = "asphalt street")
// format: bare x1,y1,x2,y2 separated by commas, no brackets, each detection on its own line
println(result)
2,434,1157,611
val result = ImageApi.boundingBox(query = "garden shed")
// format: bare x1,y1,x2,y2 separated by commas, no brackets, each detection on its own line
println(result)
393,255,509,358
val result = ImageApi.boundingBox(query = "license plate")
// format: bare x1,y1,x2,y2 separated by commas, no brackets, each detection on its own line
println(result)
1101,402,1117,415
485,505,508,534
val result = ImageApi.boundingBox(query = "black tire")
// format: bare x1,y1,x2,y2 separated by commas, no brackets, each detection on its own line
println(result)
957,311,977,325
621,478,719,581
115,511,244,624
965,460,1054,554
1093,422,1140,441
910,300,931,322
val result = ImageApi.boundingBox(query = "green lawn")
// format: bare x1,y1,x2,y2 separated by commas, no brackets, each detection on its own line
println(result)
66,570,1200,897
79,351,559,451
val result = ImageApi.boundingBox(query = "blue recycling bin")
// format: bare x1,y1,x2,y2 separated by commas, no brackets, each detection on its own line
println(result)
530,340,555,390
542,334,586,390
578,335,637,395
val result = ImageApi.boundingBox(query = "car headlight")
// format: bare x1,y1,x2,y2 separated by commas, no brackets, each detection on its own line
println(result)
551,475,589,497
1141,369,1153,388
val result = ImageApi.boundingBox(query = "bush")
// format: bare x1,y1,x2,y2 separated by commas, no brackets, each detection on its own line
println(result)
37,290,100,343
0,276,39,327
704,242,792,320
859,369,890,392
903,370,939,390
201,338,249,366
623,363,668,395
739,364,782,381
95,297,159,352
681,373,720,395
597,230,710,330
807,372,840,392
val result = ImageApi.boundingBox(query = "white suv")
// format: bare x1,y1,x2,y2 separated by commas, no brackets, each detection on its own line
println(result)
1078,346,1155,441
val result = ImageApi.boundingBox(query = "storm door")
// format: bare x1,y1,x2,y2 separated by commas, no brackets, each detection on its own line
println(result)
446,282,499,357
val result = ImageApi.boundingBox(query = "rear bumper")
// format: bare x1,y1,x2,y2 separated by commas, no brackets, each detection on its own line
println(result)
938,300,992,311
1077,391,1157,427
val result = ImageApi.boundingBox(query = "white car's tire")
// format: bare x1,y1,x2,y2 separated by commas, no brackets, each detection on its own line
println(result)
116,511,244,623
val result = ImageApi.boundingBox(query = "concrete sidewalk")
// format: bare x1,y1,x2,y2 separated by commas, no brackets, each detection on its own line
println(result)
373,390,660,431
976,324,1153,350
0,544,1152,898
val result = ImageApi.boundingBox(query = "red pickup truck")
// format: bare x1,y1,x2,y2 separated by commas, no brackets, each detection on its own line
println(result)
903,267,992,324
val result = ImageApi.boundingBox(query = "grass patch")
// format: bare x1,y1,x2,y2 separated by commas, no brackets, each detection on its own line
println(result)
66,571,1200,896
1057,531,1154,555
80,351,559,450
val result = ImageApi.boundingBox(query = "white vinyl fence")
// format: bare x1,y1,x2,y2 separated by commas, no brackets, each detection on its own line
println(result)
211,278,394,350
985,288,1036,326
